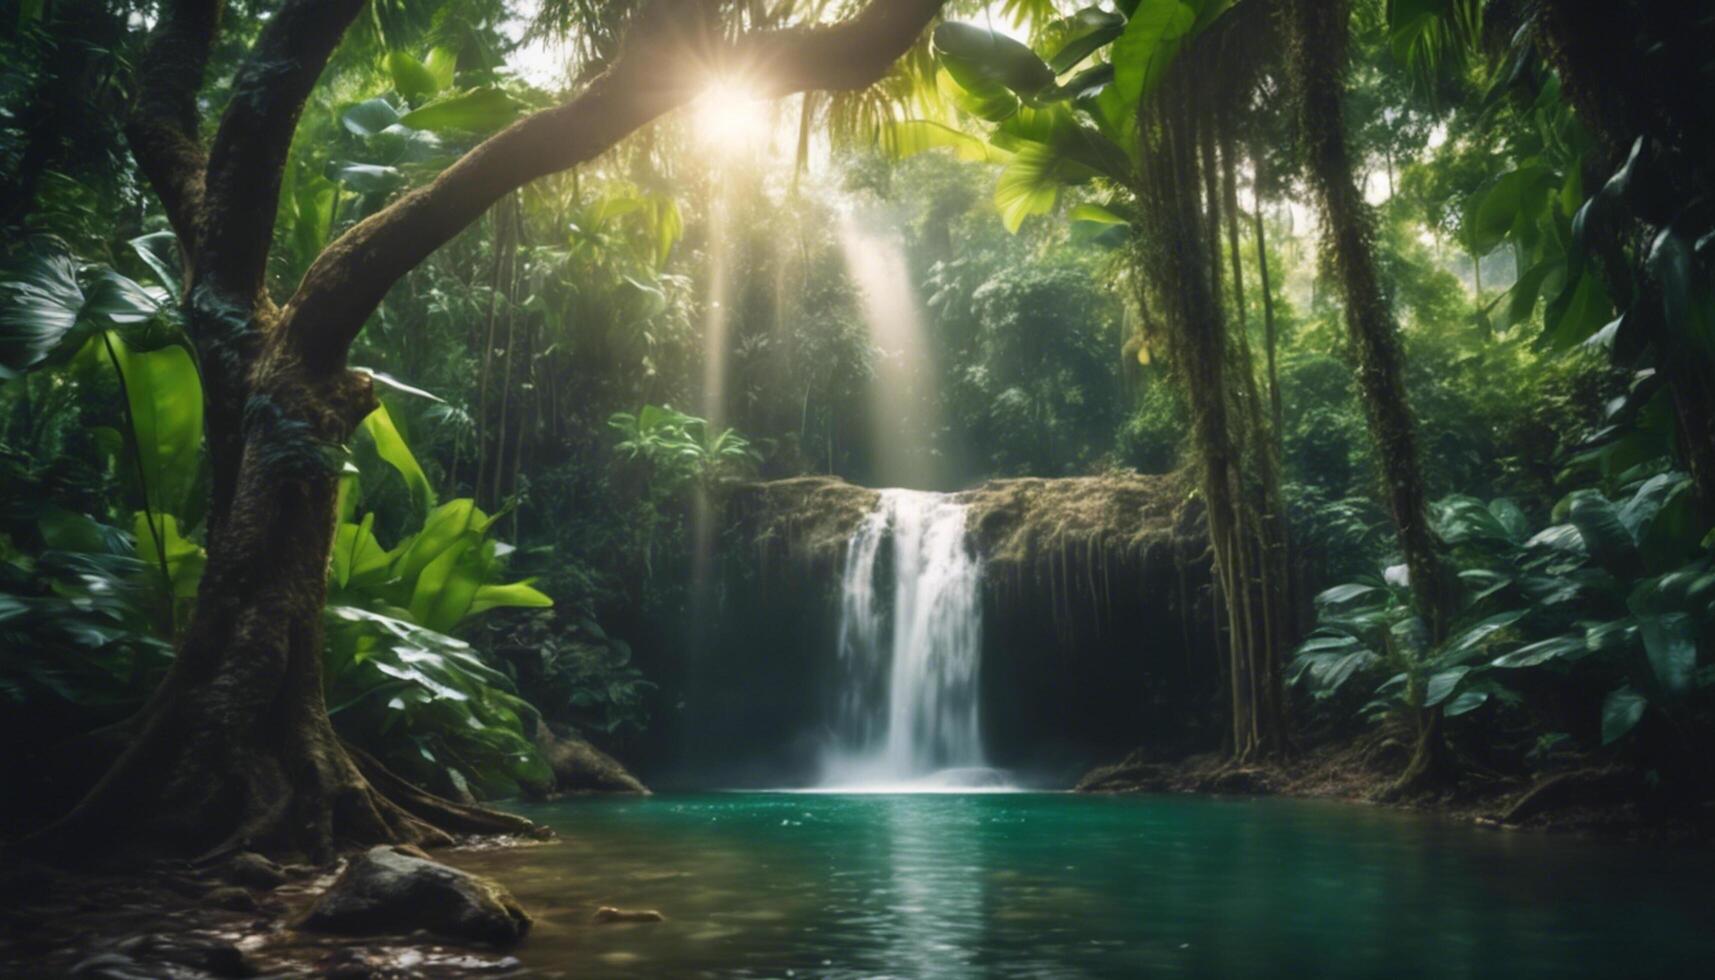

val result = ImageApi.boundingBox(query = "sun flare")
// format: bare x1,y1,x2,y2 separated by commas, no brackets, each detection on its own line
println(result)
692,78,773,155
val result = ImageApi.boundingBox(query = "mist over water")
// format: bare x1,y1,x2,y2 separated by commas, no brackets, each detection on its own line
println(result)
822,489,992,789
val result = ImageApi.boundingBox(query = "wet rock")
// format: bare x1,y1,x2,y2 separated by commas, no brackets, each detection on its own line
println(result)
223,852,286,890
298,846,531,946
72,953,184,979
203,886,259,912
535,725,649,795
314,947,522,978
313,947,390,979
75,935,256,978
592,906,665,924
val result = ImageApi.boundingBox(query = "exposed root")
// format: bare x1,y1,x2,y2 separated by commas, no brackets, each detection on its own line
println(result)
347,744,547,839
1500,768,1646,826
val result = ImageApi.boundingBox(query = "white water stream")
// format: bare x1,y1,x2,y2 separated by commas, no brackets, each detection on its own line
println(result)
821,490,1004,790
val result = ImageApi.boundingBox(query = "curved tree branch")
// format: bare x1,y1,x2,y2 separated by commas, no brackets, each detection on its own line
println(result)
198,0,369,301
281,0,946,368
124,0,221,251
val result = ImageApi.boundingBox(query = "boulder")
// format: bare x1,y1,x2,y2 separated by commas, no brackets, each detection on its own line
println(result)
221,852,286,890
298,847,531,946
535,725,649,795
202,886,258,913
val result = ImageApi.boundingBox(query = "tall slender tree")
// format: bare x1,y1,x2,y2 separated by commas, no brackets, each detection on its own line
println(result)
1287,0,1456,793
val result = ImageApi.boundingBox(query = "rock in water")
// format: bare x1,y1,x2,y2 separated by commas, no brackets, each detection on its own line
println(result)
299,846,531,946
222,852,287,890
591,906,665,924
535,725,649,795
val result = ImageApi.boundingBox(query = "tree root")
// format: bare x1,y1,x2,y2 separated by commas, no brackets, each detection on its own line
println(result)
1377,710,1455,803
346,744,547,839
18,709,547,869
1499,768,1645,826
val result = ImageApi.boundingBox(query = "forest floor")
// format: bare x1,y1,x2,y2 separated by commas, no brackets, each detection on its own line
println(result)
0,838,544,978
1075,725,1715,846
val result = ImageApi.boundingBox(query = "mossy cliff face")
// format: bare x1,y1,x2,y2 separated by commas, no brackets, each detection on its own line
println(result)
693,473,1220,786
724,476,882,574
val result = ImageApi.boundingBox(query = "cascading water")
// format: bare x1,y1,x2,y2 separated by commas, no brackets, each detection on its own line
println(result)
822,490,1002,789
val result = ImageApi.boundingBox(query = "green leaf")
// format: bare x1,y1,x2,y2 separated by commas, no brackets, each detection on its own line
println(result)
410,533,481,632
1111,0,1197,111
358,401,435,516
1444,689,1490,717
467,580,554,617
995,144,1066,233
399,88,522,134
884,119,1013,164
107,335,204,517
331,162,403,193
1424,667,1470,707
341,98,402,137
132,510,205,599
423,47,458,92
0,248,86,377
1433,495,1512,545
1638,612,1696,696
331,512,395,591
1492,634,1585,668
387,51,441,102
355,368,444,404
1568,490,1641,578
1466,164,1553,254
1438,609,1529,665
393,498,482,586
1,246,164,378
1315,582,1380,606
1500,258,1560,331
1045,7,1127,74
1069,202,1128,226
1600,685,1647,744
1488,498,1530,542
936,64,1019,122
1649,229,1712,358
290,174,336,265
128,232,184,302
932,22,1056,100
1542,271,1614,350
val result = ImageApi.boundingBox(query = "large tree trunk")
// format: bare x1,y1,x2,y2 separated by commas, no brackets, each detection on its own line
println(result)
34,308,537,864
1289,0,1456,795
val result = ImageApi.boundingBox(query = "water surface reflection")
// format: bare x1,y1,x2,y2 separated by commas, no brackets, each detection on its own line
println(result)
454,793,1715,978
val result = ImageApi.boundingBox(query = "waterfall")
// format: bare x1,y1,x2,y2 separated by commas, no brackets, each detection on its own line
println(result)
823,490,998,788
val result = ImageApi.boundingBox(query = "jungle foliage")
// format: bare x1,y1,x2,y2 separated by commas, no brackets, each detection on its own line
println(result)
1,0,1711,816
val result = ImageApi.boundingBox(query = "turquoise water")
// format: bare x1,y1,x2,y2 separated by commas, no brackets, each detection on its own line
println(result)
456,793,1714,978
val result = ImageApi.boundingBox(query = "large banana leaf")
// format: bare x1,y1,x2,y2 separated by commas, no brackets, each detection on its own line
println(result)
131,510,205,600
104,334,204,519
358,400,434,516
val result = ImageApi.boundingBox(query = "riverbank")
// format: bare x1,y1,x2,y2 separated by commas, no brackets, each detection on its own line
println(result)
1075,728,1715,846
0,838,544,978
